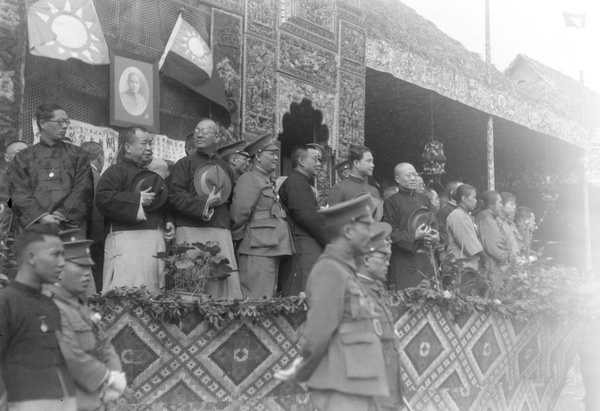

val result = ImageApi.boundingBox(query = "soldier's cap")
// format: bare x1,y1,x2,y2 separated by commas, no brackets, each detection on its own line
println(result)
318,195,374,228
245,134,278,157
333,159,350,173
58,229,81,243
216,140,249,159
62,235,95,266
306,143,325,159
366,222,392,254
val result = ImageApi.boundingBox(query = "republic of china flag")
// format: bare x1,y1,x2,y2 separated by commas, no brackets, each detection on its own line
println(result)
158,14,230,124
28,0,109,65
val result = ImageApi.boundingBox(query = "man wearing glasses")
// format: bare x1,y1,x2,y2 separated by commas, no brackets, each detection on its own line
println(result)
167,118,242,299
9,102,92,239
382,163,440,290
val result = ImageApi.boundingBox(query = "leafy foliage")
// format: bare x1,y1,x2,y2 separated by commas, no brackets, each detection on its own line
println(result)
155,241,234,296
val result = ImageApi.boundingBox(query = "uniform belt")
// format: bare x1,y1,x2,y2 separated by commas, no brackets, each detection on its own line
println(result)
250,209,286,221
337,319,377,335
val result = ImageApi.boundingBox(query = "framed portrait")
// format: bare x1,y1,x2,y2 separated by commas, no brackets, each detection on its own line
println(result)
110,50,160,132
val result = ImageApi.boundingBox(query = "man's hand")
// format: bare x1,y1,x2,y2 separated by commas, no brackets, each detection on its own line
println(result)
40,214,63,225
141,187,155,207
206,186,222,208
424,229,440,245
164,222,175,241
274,357,302,381
415,223,432,240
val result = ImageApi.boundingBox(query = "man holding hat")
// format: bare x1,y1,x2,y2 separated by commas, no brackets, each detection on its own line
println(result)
45,232,126,410
356,222,405,411
96,126,175,294
275,196,389,410
167,118,242,299
278,144,328,296
216,140,250,183
230,134,294,299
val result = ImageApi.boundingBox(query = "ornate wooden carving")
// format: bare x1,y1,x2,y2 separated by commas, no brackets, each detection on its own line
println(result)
338,72,365,159
212,9,243,141
339,20,366,76
279,32,337,90
246,0,278,40
242,35,278,140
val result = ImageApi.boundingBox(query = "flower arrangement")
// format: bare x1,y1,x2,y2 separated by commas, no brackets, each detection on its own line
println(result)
155,241,234,298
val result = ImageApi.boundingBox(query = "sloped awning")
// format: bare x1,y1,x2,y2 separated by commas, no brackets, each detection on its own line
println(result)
364,0,600,150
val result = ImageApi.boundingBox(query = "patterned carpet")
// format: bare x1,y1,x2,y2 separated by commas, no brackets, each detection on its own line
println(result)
99,301,579,410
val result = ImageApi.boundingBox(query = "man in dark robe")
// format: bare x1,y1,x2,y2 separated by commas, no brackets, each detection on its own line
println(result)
383,163,440,290
278,144,328,296
9,103,92,238
327,145,380,207
167,118,242,299
96,126,175,294
0,224,77,410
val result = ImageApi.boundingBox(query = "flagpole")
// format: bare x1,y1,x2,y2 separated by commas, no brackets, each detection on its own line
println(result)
485,0,495,190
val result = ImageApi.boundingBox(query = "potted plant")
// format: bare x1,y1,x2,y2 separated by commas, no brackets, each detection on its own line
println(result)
155,241,234,301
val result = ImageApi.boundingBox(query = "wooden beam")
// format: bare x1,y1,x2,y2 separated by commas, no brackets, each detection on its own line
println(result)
487,116,495,190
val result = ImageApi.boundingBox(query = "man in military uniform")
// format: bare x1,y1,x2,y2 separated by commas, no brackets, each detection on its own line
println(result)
276,196,389,411
332,159,350,182
0,224,77,410
278,144,328,296
357,222,405,411
216,140,250,183
230,135,294,299
167,118,242,299
327,145,379,207
9,103,92,238
46,233,126,410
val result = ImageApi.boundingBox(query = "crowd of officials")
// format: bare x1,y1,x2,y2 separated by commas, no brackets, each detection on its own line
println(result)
0,102,538,410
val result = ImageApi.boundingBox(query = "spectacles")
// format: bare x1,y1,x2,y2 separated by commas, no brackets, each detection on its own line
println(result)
194,128,219,137
45,119,71,127
404,172,419,179
369,253,390,262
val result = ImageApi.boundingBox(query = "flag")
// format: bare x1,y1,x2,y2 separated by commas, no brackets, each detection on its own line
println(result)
159,14,230,125
563,11,586,29
28,0,109,64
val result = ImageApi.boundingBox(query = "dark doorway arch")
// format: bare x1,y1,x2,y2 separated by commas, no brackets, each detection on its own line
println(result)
278,98,329,176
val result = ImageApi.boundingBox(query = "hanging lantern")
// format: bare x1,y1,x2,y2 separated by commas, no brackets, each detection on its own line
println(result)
422,139,446,175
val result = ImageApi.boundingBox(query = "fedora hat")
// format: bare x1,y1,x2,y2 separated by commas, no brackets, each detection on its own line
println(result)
407,207,437,232
354,192,383,222
193,163,232,207
130,170,168,212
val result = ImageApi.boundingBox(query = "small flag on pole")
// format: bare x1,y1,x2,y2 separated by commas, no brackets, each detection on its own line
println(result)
563,11,586,29
28,0,109,64
159,14,230,125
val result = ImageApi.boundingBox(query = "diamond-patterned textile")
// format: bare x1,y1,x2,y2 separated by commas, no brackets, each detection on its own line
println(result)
98,301,579,410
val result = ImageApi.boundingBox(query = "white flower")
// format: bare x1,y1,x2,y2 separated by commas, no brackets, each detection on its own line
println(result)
493,299,502,305
442,290,452,299
90,312,102,324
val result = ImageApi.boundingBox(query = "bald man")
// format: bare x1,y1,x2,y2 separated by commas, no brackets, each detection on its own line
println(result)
120,73,147,116
382,163,440,290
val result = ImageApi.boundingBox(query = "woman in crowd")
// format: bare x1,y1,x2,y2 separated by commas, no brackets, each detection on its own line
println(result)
475,190,509,288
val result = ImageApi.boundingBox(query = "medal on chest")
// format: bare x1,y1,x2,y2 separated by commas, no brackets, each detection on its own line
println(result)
39,315,49,333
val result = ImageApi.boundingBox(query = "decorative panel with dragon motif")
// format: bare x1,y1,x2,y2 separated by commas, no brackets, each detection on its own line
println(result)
337,72,365,159
212,9,243,141
246,0,278,40
279,0,337,51
339,20,366,76
278,32,338,90
242,35,278,141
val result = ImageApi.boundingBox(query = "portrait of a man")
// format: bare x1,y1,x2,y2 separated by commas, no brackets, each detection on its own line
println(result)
110,51,159,132
119,70,148,117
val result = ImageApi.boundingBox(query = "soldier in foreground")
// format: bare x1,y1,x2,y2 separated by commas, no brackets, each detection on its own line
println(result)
276,196,389,410
46,232,126,410
0,224,77,410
